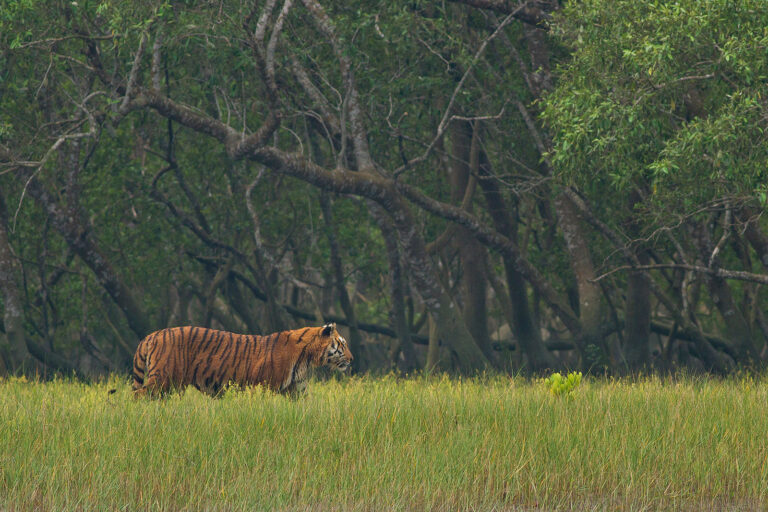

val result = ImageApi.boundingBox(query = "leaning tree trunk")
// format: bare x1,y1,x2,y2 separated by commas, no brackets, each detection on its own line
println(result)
17,169,152,340
387,195,489,372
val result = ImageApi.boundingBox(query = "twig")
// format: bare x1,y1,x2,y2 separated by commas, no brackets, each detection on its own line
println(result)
11,125,93,232
394,9,519,177
450,105,507,122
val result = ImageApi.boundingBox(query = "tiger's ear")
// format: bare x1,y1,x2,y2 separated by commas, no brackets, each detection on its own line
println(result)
321,323,335,337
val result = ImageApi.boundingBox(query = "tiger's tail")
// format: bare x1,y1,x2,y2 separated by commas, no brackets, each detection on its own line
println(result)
132,338,149,393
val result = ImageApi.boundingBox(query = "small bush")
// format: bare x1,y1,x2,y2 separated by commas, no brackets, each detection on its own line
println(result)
544,371,582,397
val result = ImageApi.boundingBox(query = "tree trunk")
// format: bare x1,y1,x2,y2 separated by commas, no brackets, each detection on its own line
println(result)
476,145,555,371
554,192,608,369
449,121,493,360
388,195,489,372
426,315,441,372
373,203,418,372
0,192,33,373
623,257,652,370
320,194,366,371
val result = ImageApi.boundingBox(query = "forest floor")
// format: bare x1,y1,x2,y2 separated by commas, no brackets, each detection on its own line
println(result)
1,372,766,511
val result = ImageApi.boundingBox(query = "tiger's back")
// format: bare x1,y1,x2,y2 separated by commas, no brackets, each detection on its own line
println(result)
132,324,351,398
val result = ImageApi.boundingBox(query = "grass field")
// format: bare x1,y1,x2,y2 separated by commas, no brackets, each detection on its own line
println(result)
1,373,767,511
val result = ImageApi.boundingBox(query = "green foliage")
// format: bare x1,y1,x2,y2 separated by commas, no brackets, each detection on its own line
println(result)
543,0,768,215
1,0,544,360
544,370,582,397
7,0,767,374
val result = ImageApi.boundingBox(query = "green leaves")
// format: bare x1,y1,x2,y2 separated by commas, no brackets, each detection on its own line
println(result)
544,371,583,398
543,0,768,218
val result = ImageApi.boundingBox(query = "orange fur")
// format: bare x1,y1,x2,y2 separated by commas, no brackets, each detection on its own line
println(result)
132,323,352,398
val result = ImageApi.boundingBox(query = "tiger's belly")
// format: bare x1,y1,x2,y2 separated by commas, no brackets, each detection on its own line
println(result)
185,353,291,396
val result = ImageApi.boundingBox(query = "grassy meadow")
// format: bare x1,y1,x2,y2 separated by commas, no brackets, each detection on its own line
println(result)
1,373,767,511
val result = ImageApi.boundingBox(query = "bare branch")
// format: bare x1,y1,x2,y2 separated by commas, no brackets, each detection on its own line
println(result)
266,0,294,90
151,29,163,92
593,263,768,287
290,57,341,134
450,106,506,123
15,33,116,50
254,0,279,45
11,120,97,231
652,73,716,90
120,31,149,114
302,0,376,173
131,88,279,159
245,168,278,270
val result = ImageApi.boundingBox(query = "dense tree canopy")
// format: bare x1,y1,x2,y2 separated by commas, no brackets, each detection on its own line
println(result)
1,0,767,377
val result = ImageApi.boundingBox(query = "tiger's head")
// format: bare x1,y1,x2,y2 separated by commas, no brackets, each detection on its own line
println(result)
318,323,353,372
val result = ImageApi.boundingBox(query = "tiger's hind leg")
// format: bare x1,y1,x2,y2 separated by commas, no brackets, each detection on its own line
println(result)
134,369,178,398
132,371,145,398
133,335,186,399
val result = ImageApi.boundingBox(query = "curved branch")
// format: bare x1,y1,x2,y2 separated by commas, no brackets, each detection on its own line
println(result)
132,88,280,159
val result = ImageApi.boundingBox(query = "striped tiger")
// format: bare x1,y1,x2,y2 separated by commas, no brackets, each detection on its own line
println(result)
131,323,352,398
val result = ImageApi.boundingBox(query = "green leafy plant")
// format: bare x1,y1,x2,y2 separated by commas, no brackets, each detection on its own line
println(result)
544,371,582,398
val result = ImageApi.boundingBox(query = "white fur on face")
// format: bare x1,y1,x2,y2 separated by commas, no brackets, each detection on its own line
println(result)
325,334,351,371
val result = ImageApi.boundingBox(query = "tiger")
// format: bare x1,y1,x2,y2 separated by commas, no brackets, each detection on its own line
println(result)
131,323,352,398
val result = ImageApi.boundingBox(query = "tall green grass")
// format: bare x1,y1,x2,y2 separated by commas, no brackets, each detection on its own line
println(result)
1,373,766,511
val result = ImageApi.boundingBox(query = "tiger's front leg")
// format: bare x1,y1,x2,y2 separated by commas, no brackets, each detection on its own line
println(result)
283,380,308,400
